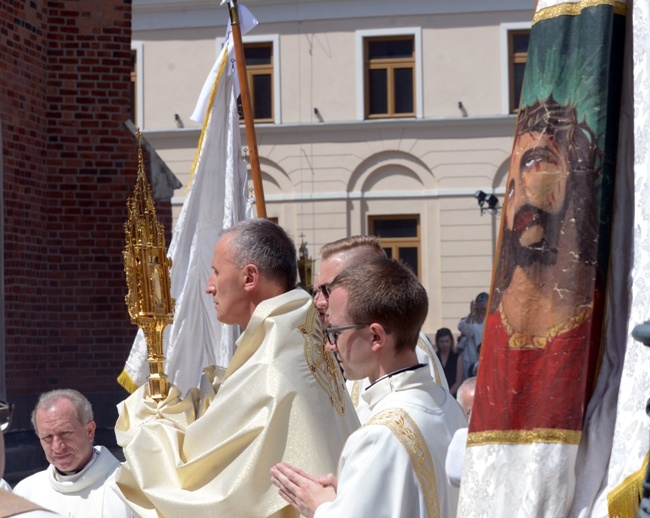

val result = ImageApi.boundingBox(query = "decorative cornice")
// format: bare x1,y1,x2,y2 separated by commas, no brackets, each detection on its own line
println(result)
133,0,534,31
142,114,517,140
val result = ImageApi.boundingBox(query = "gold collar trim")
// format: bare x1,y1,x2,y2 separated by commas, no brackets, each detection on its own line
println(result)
498,301,593,350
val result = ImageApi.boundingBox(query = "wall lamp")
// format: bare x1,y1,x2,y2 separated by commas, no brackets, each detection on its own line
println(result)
475,190,500,215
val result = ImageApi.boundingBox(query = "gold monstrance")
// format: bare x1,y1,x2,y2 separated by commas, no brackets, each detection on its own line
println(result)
123,131,175,401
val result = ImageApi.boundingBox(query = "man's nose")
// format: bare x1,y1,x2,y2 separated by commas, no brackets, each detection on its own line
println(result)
314,291,327,309
52,436,66,450
205,274,216,294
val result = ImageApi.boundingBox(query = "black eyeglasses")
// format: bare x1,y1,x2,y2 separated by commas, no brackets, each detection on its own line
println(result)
314,284,330,299
0,400,14,432
324,324,368,345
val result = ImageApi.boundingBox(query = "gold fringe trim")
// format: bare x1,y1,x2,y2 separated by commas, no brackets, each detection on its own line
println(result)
116,369,140,394
533,0,627,25
607,451,650,518
366,408,440,518
186,51,230,195
468,428,582,446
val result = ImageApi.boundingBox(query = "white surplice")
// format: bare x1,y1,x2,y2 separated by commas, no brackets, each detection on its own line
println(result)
316,366,466,518
13,447,130,518
347,332,449,422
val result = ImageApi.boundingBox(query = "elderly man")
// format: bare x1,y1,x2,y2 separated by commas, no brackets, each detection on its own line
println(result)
314,235,448,421
114,219,359,517
1,399,65,517
12,390,130,517
271,258,466,518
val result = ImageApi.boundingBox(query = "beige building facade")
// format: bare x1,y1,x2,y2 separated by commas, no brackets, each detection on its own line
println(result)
132,0,535,334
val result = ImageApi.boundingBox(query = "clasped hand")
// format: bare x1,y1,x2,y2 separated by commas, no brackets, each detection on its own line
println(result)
270,462,337,518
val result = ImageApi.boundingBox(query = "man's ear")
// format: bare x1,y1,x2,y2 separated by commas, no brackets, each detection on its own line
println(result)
369,323,388,352
243,264,260,292
87,420,97,442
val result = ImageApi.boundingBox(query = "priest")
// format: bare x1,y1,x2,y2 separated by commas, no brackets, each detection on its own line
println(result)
114,219,359,517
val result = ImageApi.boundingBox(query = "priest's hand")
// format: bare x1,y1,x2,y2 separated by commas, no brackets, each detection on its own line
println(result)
270,462,336,518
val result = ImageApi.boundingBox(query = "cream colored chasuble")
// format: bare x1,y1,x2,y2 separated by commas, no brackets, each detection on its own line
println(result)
115,289,359,517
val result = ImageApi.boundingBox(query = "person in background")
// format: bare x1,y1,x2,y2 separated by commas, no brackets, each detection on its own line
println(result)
435,328,464,397
3,394,102,517
457,292,488,378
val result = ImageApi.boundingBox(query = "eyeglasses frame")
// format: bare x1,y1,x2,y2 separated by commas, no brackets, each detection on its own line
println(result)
323,324,369,345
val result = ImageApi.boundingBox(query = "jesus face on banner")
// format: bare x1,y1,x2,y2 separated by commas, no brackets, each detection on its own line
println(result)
492,96,602,329
504,131,570,271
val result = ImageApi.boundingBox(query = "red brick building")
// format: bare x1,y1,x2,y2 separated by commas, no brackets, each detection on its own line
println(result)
0,0,173,467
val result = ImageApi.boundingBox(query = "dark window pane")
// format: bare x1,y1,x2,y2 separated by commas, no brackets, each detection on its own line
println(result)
512,33,530,54
393,68,413,113
373,218,417,238
369,69,387,114
513,63,526,110
253,74,272,119
245,45,272,65
383,248,393,259
368,39,413,60
398,247,418,274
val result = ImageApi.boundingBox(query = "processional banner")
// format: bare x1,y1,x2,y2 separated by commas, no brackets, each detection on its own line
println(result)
460,1,627,516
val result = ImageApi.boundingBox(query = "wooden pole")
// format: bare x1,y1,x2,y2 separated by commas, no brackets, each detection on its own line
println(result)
228,0,267,218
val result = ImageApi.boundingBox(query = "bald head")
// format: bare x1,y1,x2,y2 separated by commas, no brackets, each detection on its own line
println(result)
457,376,476,420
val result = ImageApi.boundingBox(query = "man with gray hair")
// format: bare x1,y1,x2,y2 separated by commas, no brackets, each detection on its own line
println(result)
13,389,131,517
115,219,359,517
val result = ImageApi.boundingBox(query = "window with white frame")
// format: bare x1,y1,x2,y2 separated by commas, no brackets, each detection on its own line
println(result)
364,36,415,119
243,42,273,123
507,29,530,113
356,28,422,121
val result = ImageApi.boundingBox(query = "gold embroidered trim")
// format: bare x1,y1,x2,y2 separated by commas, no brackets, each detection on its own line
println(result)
467,428,582,446
533,0,627,25
350,380,360,408
416,337,443,387
498,301,592,350
365,408,440,518
607,451,649,518
302,304,347,415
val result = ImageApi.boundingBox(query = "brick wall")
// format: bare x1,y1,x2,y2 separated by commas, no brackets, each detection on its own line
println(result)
0,0,165,429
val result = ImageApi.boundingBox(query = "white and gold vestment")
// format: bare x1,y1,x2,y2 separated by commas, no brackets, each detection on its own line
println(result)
347,332,448,422
316,366,465,518
115,289,359,517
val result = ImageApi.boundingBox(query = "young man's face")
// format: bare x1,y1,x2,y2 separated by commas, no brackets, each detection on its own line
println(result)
313,256,346,326
325,287,374,381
